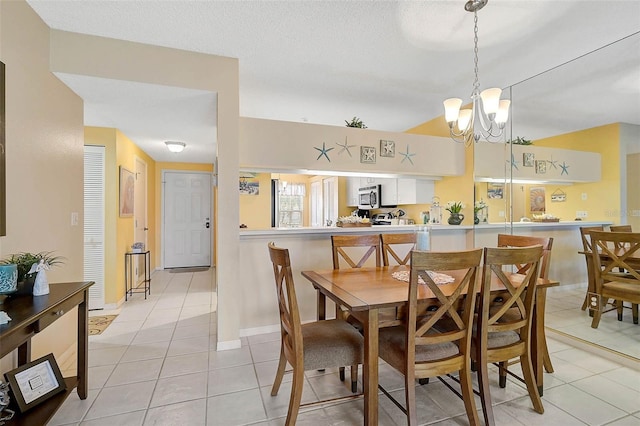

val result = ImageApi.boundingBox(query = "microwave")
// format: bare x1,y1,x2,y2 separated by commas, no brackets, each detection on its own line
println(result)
358,185,381,209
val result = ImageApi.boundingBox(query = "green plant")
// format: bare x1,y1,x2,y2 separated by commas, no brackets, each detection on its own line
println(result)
0,251,65,282
445,201,464,214
509,136,532,145
474,199,487,214
345,117,367,128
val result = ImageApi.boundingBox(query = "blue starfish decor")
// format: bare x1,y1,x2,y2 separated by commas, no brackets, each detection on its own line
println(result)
400,145,415,165
507,153,519,170
314,142,334,162
560,161,570,175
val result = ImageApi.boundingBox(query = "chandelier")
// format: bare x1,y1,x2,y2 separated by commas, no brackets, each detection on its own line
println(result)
443,0,510,146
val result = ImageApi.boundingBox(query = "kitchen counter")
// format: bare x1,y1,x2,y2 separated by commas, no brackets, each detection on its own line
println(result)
239,224,473,237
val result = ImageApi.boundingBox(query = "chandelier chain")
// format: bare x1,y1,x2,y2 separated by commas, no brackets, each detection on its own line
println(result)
472,11,480,98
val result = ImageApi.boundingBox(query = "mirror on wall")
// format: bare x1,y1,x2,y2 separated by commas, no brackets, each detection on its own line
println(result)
474,32,640,360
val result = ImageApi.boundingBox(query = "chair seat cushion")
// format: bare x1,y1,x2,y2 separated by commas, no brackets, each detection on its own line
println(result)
378,326,459,371
302,319,363,371
602,281,640,303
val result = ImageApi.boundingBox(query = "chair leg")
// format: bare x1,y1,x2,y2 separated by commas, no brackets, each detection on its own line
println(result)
633,303,639,325
271,347,287,396
339,366,345,381
542,334,554,373
405,371,417,425
460,364,481,426
476,359,494,426
581,291,589,311
418,378,429,385
498,361,508,388
591,298,603,329
617,300,624,321
284,366,304,426
350,364,358,393
519,353,544,414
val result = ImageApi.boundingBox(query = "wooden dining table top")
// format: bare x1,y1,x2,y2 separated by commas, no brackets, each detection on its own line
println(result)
301,265,559,310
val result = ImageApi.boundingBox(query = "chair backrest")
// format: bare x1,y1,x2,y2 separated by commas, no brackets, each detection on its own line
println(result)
331,234,381,269
580,225,604,253
610,225,633,233
479,245,543,347
497,234,553,279
589,231,640,291
381,233,416,266
407,249,483,363
268,242,303,366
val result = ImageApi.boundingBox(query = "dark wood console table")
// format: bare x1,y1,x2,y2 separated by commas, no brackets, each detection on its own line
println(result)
0,281,93,425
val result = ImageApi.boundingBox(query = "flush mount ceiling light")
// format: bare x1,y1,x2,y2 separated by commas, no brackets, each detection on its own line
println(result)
443,0,510,147
165,141,186,153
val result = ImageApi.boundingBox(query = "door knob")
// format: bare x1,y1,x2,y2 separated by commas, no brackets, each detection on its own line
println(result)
143,227,149,231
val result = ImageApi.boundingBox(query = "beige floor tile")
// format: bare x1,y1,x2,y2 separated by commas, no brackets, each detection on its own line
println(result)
145,399,207,425
206,388,267,426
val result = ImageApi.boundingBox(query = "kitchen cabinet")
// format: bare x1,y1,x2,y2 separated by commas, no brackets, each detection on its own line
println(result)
397,179,435,205
346,177,434,206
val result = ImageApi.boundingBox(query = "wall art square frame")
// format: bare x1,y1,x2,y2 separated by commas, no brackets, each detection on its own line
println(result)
360,146,376,164
523,152,535,167
119,166,135,217
4,353,66,413
535,160,547,174
380,140,395,157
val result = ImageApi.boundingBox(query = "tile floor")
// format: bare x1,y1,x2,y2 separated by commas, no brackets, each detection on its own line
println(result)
49,270,640,425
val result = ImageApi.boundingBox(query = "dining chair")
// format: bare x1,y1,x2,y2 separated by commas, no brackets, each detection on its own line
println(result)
381,232,416,266
473,245,544,426
589,231,640,328
496,234,554,373
331,234,381,269
610,225,633,233
267,242,363,426
378,248,483,426
579,225,605,312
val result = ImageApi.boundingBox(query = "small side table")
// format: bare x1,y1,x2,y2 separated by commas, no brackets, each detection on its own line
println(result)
124,251,151,301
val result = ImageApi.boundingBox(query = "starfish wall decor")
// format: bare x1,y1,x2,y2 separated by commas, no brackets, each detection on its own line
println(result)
314,142,333,162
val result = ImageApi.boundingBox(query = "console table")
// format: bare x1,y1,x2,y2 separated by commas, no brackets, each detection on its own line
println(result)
0,281,93,425
124,251,151,301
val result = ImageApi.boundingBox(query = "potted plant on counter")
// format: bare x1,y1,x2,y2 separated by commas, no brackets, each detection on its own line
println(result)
445,201,465,225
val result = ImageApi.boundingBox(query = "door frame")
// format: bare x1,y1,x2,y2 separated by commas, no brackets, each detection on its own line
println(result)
134,156,148,282
161,169,214,269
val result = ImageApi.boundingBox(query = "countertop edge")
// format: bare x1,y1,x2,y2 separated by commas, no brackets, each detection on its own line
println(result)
239,221,612,237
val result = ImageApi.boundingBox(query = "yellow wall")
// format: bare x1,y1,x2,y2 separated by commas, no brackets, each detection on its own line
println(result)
1,0,85,373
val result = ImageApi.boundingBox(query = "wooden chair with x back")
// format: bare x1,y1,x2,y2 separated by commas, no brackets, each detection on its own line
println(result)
497,234,555,374
380,232,416,266
378,248,483,426
589,231,640,328
268,242,364,426
473,245,545,426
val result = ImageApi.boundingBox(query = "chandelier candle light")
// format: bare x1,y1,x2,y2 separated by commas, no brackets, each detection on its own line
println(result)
443,0,510,146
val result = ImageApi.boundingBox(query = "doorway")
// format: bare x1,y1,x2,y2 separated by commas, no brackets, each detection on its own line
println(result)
163,171,213,268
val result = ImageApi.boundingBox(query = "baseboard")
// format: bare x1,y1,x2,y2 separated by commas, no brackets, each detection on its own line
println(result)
217,339,242,351
547,328,640,370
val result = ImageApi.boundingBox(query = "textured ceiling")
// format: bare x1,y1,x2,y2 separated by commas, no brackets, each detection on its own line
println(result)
26,0,640,162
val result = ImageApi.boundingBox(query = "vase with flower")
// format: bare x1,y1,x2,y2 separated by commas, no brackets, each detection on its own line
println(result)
445,201,465,225
474,199,487,224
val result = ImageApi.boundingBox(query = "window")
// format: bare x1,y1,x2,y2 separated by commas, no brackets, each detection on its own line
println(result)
278,181,305,227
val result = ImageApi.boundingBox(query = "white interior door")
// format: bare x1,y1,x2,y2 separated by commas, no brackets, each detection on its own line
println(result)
323,177,338,226
84,146,105,309
134,157,147,282
310,180,322,227
164,171,212,268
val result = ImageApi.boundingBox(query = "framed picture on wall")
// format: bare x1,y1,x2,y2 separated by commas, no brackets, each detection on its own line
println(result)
487,183,504,199
360,146,376,164
119,166,135,217
523,152,535,167
530,187,546,212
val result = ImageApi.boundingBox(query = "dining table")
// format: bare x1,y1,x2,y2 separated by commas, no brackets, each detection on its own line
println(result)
301,265,559,426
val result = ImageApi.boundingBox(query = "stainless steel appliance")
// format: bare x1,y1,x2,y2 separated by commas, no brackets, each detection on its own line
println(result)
358,185,381,209
372,213,392,225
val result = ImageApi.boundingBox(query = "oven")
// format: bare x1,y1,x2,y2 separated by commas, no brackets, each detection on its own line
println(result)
358,185,381,209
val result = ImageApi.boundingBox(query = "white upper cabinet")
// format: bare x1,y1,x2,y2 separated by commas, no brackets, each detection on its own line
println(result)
397,179,435,205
